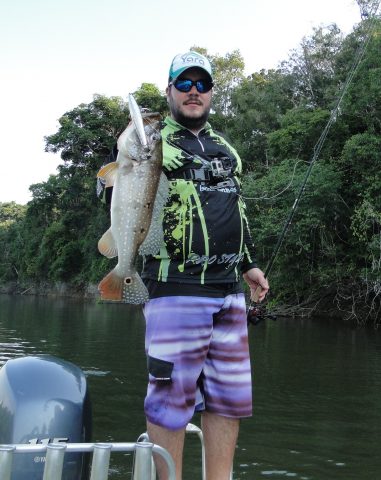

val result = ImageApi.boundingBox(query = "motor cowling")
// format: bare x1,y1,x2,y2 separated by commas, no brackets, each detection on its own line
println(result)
0,355,92,479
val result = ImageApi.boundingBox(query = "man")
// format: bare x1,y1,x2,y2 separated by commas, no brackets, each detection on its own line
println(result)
141,51,269,480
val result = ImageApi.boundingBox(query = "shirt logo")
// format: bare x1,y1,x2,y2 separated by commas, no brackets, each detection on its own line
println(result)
186,253,244,267
199,184,237,194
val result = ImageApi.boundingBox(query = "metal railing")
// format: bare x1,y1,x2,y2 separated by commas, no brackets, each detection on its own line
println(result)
138,423,232,480
0,441,175,480
185,423,233,480
0,422,233,479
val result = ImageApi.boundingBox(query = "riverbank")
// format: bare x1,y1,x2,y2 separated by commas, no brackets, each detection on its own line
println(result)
0,280,365,325
0,281,99,299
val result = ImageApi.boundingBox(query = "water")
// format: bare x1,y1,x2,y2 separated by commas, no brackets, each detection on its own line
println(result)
0,294,380,479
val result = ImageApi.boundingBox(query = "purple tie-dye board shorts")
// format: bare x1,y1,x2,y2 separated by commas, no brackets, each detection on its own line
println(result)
143,294,252,430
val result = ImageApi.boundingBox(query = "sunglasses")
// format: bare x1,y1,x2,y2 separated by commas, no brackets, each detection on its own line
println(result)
170,78,214,94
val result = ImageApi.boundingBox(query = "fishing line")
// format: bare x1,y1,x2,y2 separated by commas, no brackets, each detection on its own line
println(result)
240,159,308,201
258,6,380,281
247,5,381,321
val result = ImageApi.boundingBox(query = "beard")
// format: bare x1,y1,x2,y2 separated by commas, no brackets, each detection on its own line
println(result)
168,96,211,131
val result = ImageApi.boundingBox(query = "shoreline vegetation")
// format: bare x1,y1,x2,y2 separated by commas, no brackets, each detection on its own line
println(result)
0,281,98,299
0,281,361,325
1,20,381,327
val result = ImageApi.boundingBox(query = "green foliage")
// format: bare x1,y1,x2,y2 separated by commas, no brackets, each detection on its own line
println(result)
339,20,381,134
280,24,344,108
0,202,26,225
45,94,130,175
268,107,331,161
191,45,246,121
243,159,344,300
0,203,27,282
226,69,296,169
133,83,168,114
340,132,381,200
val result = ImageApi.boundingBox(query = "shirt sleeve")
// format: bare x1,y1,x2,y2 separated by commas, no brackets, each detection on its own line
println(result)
240,204,258,273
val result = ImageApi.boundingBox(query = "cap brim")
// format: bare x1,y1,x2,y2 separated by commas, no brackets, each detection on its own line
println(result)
169,66,212,83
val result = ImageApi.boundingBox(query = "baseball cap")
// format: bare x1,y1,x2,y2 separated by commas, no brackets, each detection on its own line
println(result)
168,51,213,83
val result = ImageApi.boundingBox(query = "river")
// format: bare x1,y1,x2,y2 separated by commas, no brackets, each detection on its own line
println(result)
0,294,380,479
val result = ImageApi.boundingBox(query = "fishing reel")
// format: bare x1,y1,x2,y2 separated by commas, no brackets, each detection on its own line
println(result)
247,302,277,326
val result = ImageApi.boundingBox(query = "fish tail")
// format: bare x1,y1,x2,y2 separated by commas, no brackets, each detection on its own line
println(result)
122,272,149,304
98,269,149,304
98,269,125,302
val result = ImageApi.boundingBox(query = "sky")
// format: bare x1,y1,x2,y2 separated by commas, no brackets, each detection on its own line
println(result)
0,0,362,205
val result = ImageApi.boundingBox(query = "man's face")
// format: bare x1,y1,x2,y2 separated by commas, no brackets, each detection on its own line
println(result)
166,67,212,131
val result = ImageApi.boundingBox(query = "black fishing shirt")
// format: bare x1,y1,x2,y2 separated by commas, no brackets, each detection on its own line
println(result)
141,117,257,288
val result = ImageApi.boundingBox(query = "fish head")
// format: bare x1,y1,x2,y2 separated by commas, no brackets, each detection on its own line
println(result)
117,113,162,165
142,113,162,160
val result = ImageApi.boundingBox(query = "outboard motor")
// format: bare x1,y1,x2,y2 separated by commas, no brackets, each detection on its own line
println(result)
0,355,92,479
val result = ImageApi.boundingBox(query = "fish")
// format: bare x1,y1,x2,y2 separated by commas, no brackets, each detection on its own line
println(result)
96,97,167,303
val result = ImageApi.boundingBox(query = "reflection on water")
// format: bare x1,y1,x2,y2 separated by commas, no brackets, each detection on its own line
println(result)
0,294,380,479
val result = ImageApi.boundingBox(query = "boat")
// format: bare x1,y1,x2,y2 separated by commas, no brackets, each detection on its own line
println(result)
0,355,177,479
0,355,222,479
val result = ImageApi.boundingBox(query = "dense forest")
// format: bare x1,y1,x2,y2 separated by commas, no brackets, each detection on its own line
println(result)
1,14,380,325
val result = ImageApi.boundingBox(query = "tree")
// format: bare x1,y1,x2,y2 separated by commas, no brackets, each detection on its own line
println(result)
133,83,168,114
338,19,381,135
0,202,26,225
45,94,130,176
281,24,344,108
227,69,298,169
267,107,331,162
0,203,27,282
190,46,245,119
242,158,344,304
355,0,380,18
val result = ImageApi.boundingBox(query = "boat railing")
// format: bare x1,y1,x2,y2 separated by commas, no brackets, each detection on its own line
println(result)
139,423,232,480
0,422,232,479
138,422,208,480
0,440,175,480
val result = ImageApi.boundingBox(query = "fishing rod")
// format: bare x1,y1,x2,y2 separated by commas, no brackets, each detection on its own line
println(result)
247,4,381,325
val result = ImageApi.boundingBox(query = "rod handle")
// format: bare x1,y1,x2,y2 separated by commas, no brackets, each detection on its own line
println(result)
251,286,262,303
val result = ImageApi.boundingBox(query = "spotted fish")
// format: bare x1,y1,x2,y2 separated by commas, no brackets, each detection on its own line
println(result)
97,95,167,303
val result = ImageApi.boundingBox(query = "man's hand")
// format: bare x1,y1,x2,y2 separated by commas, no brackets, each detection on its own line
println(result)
243,267,269,302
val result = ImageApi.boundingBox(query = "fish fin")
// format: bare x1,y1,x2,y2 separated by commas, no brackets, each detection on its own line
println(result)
98,228,118,258
139,172,169,256
98,269,149,304
122,272,149,304
97,162,118,188
98,269,125,302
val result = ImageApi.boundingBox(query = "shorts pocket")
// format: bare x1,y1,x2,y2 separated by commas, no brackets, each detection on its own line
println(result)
147,355,173,382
